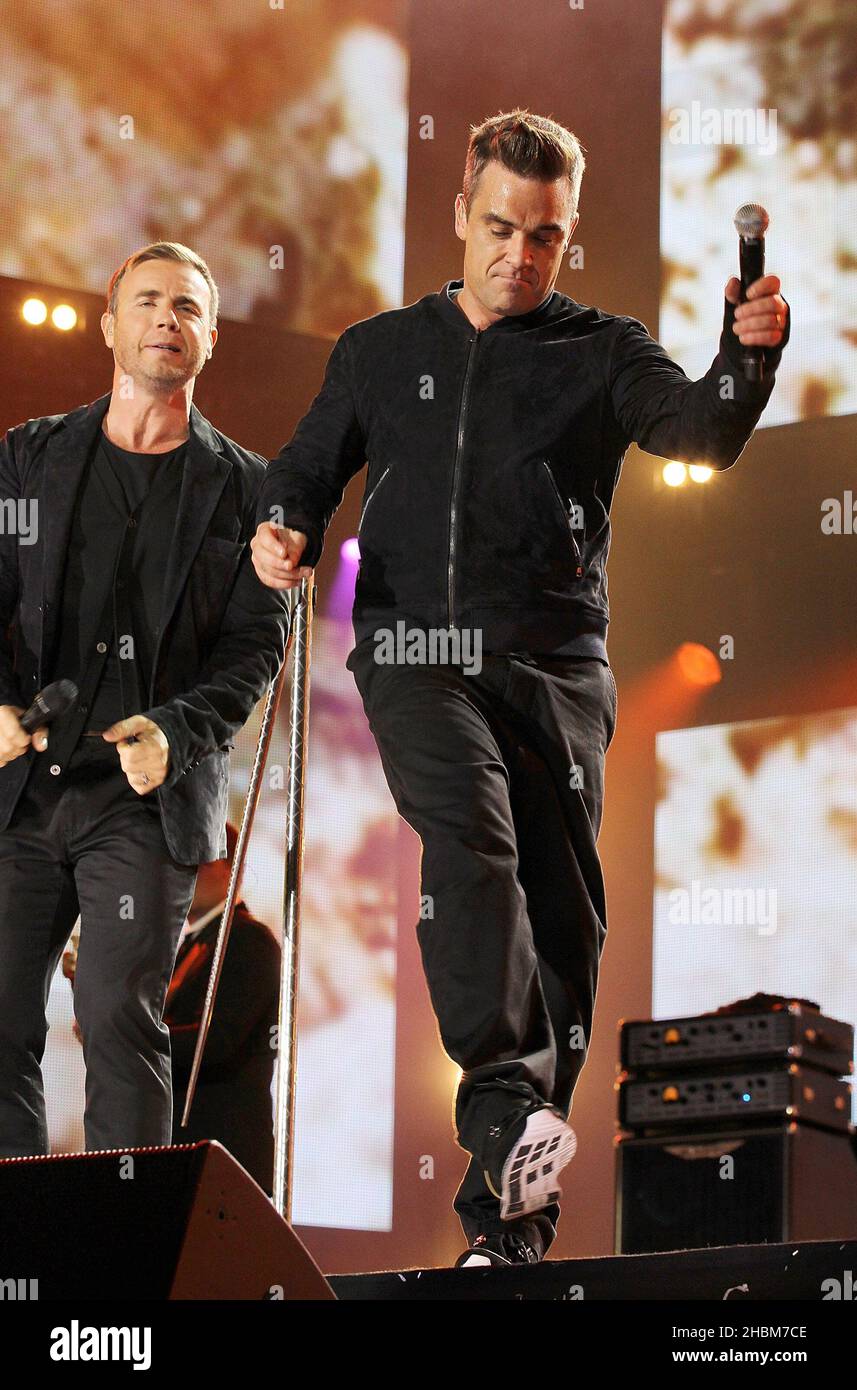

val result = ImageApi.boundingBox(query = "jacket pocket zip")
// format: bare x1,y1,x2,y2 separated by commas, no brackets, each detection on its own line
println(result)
541,459,584,578
358,464,391,532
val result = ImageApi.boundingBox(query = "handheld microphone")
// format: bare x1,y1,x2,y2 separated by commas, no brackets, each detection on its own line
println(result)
19,679,79,734
733,202,769,383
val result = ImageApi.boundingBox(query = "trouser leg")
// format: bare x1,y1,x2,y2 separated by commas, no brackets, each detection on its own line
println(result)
0,781,81,1156
347,643,615,1249
348,647,556,1124
68,747,198,1149
451,661,614,1251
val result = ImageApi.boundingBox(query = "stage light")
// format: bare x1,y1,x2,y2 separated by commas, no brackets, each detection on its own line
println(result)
662,461,687,487
21,298,47,325
51,304,77,331
688,464,713,483
328,537,361,619
676,641,721,687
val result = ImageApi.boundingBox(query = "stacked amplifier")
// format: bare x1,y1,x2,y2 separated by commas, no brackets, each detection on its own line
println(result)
614,996,857,1254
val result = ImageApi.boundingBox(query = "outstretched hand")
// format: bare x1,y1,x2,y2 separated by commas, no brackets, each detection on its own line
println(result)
725,274,788,348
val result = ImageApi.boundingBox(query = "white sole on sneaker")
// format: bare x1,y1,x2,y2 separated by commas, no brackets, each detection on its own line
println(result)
497,1108,577,1220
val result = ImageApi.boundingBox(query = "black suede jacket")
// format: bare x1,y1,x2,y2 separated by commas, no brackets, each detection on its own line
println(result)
257,279,789,658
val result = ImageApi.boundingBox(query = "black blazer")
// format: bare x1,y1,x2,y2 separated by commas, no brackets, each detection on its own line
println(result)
0,392,289,864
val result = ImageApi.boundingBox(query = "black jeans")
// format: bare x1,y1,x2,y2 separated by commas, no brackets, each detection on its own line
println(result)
346,639,616,1255
0,737,198,1156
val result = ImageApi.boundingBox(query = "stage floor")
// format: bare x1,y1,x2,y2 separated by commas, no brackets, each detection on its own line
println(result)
328,1237,857,1301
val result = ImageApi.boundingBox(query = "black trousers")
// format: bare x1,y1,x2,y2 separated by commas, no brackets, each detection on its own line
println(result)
346,640,616,1255
0,737,198,1157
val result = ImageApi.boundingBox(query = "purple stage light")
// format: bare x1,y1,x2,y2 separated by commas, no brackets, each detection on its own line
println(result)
329,537,361,620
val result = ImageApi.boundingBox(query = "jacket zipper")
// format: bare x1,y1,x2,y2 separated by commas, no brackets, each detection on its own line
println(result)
358,464,391,532
448,333,480,628
541,459,584,578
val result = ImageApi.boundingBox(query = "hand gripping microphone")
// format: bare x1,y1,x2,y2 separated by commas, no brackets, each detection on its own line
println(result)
18,679,79,734
733,202,769,384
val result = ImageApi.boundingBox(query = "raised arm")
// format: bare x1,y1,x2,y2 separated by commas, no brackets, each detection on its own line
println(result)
610,275,790,470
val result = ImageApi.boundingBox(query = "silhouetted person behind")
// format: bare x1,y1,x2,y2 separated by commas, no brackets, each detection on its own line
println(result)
165,822,280,1193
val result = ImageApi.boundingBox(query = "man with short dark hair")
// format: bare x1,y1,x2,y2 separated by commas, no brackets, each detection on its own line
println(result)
0,242,288,1157
251,109,790,1265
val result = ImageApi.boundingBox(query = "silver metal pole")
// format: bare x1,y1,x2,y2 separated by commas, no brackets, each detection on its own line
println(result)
272,573,315,1220
180,634,292,1128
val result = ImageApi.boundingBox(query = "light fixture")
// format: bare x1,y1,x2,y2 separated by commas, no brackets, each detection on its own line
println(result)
662,461,687,487
51,304,77,331
676,642,721,687
21,298,48,325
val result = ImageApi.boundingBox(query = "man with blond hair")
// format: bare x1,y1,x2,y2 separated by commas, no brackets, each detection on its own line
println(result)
0,242,287,1156
252,110,790,1265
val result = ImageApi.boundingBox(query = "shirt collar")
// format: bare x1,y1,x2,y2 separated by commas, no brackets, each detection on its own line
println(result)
438,278,558,332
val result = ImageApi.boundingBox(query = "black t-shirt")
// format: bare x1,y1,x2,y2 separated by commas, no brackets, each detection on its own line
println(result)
85,433,186,727
99,431,184,508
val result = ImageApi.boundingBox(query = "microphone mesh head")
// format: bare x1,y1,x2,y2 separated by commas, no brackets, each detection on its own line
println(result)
50,679,79,715
734,203,769,238
55,679,78,703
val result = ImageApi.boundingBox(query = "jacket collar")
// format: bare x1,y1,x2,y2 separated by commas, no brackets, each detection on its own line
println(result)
436,278,561,332
42,390,226,461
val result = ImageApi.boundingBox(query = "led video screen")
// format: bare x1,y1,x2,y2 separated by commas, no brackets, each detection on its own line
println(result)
654,707,857,1115
660,0,857,429
0,0,408,338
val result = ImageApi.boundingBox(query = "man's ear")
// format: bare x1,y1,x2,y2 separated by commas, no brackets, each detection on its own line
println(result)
454,192,468,241
101,310,114,348
206,325,218,358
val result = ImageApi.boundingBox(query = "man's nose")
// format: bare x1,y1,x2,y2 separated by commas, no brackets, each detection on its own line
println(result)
505,236,534,269
157,308,181,330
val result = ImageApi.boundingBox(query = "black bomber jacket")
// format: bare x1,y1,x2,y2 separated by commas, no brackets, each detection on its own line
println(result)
257,279,789,658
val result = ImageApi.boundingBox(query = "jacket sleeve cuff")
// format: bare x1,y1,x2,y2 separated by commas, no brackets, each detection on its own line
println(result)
141,704,194,788
0,681,25,712
720,294,790,381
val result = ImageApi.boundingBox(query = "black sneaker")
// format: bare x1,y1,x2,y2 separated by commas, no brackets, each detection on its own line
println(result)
455,1231,542,1268
483,1103,577,1220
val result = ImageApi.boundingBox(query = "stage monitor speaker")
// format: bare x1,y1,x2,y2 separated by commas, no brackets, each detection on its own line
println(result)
615,1121,857,1256
0,1140,334,1299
